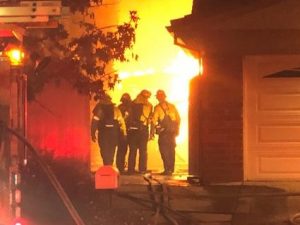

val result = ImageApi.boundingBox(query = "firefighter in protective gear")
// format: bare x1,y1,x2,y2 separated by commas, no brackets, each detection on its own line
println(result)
91,94,126,165
151,90,180,175
116,93,132,173
127,89,153,174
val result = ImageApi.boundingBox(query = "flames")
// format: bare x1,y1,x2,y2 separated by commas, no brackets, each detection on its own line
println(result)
163,50,202,144
91,0,201,172
112,51,201,172
115,50,201,145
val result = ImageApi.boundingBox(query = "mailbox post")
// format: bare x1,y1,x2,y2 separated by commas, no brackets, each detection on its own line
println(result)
95,165,120,208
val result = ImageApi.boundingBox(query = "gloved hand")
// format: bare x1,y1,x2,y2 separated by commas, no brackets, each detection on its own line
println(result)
91,134,97,142
175,129,179,137
149,132,155,140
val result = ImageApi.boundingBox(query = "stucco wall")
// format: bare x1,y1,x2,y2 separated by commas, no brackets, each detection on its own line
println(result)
27,81,91,161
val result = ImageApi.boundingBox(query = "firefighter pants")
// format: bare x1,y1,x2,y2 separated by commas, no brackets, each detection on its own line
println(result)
116,135,128,173
158,132,176,173
127,126,148,172
98,127,118,165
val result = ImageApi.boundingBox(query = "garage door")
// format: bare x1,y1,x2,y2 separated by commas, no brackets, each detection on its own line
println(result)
244,55,300,180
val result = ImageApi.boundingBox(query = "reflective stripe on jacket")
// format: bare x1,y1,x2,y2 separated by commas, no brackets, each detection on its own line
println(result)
91,103,127,136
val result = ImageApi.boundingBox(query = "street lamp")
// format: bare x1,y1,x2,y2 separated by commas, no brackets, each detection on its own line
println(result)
4,45,27,157
5,47,24,66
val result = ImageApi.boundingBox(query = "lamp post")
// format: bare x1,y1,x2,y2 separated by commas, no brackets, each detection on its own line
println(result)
0,1,64,222
4,45,26,221
6,46,27,164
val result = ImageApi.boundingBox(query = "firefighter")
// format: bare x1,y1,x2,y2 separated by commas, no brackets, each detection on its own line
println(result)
127,89,153,174
116,93,132,174
91,94,126,166
151,90,180,175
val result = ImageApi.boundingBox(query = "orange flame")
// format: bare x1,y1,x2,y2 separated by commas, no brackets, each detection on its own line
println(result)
90,0,201,172
111,52,201,172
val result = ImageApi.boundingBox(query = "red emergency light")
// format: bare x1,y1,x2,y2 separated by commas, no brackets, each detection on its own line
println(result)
0,29,14,37
12,217,28,225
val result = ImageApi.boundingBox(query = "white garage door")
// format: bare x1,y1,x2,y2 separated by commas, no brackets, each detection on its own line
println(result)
244,55,300,180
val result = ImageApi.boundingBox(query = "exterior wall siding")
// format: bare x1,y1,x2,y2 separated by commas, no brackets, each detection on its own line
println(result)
190,56,243,183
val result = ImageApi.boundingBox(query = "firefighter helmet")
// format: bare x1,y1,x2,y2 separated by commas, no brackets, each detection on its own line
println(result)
155,89,166,98
140,89,151,98
120,93,131,102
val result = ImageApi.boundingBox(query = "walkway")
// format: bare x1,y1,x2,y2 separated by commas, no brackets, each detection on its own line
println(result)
116,173,300,225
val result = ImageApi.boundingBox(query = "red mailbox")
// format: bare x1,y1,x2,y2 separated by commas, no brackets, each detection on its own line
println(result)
95,166,119,189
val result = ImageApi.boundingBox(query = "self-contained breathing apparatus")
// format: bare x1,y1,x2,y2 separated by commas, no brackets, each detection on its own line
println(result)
96,104,120,131
127,103,145,131
155,104,178,135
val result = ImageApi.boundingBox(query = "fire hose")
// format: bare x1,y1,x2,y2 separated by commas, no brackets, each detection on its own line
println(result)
115,173,196,225
291,213,300,225
143,173,179,225
115,190,192,225
0,122,86,225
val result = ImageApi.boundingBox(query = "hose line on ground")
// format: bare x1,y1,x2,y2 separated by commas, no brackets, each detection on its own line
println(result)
290,213,300,225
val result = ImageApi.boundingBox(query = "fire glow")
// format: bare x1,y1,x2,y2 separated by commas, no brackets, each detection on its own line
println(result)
90,0,201,172
112,0,201,171
112,51,201,172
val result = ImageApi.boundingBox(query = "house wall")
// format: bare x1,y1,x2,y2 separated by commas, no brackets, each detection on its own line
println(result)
188,27,300,183
190,55,243,183
188,28,300,183
27,81,90,161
